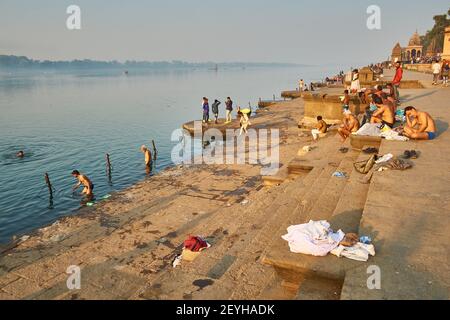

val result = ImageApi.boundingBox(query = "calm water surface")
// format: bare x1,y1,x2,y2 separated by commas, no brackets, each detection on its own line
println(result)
0,65,335,243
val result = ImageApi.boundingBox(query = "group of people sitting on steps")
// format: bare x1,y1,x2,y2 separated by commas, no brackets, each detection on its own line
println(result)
311,84,437,142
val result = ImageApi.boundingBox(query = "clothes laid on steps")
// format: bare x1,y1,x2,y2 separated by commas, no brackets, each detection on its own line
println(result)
380,129,409,141
375,158,413,171
331,242,376,262
355,123,382,137
282,220,345,257
184,236,210,252
354,155,377,174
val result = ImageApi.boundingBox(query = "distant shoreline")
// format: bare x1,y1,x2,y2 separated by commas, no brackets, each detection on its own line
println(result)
0,54,308,70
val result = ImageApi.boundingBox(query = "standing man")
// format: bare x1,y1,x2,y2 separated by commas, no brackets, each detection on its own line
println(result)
72,170,94,197
211,99,221,124
342,89,351,110
432,60,442,85
392,61,403,104
202,97,210,123
299,79,304,92
442,59,449,86
140,145,153,175
140,145,152,167
225,97,233,124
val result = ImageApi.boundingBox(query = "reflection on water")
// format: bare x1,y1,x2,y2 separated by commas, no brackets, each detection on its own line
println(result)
0,65,335,243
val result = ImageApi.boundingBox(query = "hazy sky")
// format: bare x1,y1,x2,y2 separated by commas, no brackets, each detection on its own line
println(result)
0,0,448,66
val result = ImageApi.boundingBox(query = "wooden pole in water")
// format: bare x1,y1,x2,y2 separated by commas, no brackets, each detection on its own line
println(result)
106,153,112,172
151,140,158,160
44,173,53,198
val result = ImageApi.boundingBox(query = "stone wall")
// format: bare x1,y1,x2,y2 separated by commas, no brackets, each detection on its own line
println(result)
302,93,361,121
404,64,432,74
345,79,424,88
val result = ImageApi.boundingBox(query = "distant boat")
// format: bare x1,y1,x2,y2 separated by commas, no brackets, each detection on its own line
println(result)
124,70,129,75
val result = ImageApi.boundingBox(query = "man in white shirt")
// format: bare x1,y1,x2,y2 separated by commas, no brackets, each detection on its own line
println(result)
432,60,442,85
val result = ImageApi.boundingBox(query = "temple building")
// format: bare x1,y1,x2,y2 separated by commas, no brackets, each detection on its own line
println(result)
391,31,424,63
402,31,423,62
443,26,450,61
391,43,402,63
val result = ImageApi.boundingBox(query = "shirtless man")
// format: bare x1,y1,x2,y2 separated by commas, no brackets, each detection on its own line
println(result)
370,95,395,128
311,116,328,141
403,106,437,140
338,110,360,142
72,170,94,196
342,90,351,109
140,145,152,168
385,84,398,112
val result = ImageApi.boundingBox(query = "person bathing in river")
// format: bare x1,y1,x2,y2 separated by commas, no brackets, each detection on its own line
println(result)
72,170,94,196
16,151,25,158
140,145,152,168
403,106,437,140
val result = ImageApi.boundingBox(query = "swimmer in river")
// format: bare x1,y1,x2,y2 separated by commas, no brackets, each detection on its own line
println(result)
16,151,25,158
71,170,94,196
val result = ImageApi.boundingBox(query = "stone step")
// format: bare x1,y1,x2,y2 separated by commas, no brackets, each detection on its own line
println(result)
329,150,373,233
341,139,450,300
287,151,375,300
228,143,354,299
226,166,331,299
206,166,329,300
260,144,370,288
349,135,382,151
136,179,292,299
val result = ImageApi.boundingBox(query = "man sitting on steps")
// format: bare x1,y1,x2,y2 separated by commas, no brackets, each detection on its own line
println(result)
338,110,360,142
370,95,395,128
311,116,328,141
403,106,437,140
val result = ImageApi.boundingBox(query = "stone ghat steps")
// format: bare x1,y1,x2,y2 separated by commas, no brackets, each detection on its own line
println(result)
341,139,450,300
133,177,288,299
136,135,346,299
261,149,372,299
195,139,354,300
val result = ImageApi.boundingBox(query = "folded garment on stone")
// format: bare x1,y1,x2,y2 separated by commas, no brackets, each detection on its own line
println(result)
331,242,376,262
282,220,345,257
355,123,382,137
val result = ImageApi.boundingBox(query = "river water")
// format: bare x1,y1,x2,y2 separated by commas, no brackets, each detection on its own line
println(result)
0,65,335,244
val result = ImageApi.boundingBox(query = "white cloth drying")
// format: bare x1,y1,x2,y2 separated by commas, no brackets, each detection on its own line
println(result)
331,243,376,262
355,123,382,137
380,130,409,141
282,220,345,257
